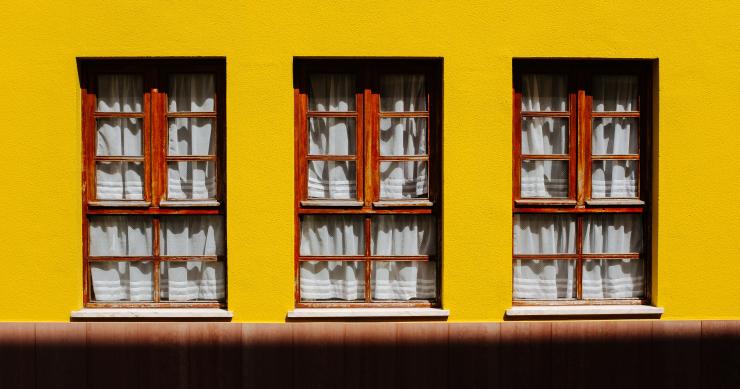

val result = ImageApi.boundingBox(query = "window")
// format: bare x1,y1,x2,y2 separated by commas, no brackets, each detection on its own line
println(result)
80,59,226,308
512,60,652,305
294,59,442,307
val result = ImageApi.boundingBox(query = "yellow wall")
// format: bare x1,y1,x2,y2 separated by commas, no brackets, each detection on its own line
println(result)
0,1,738,322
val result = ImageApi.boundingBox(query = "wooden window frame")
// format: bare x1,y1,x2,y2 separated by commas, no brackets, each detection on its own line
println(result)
80,58,226,308
512,59,653,306
294,58,443,308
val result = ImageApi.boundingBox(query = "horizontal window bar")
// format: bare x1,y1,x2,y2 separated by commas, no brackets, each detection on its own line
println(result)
306,111,358,117
378,111,430,117
520,154,571,160
165,155,218,161
513,207,644,214
297,208,433,215
514,199,577,206
296,301,435,309
94,156,145,162
305,155,357,161
298,256,433,262
87,201,151,208
373,200,433,208
166,112,217,118
586,199,645,206
512,299,647,306
86,208,223,215
93,112,145,118
377,155,429,161
591,112,640,117
591,155,640,160
300,200,363,207
86,302,223,309
521,111,570,117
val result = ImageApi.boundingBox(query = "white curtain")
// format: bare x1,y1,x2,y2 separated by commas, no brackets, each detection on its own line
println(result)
97,75,142,113
300,215,364,256
380,117,427,156
160,261,225,301
169,74,214,112
513,259,575,299
592,117,638,155
96,162,144,200
521,160,568,198
521,74,567,112
514,214,576,254
592,160,637,198
167,161,216,200
300,261,364,300
380,75,426,112
309,117,355,155
372,214,436,255
583,259,644,298
168,118,215,156
521,117,568,155
372,261,436,300
90,261,153,301
380,161,428,199
97,118,142,156
309,74,355,112
593,75,637,112
307,160,356,199
583,214,642,253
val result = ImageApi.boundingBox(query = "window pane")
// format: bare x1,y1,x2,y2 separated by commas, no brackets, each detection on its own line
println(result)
372,261,436,300
583,214,643,254
89,215,152,256
309,74,355,112
96,161,144,200
160,261,225,301
591,160,637,198
514,214,576,254
160,215,225,256
583,259,644,299
521,160,568,198
379,161,428,199
167,161,216,200
96,75,142,113
521,74,567,112
168,74,215,112
307,160,356,199
592,117,638,155
380,74,426,112
593,75,638,112
308,117,356,155
90,261,153,301
96,118,142,156
168,118,215,156
371,215,436,256
513,259,575,299
300,261,364,301
521,117,568,155
300,215,364,256
380,117,427,156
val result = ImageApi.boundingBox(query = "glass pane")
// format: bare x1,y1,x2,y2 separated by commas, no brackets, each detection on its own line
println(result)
591,160,637,198
592,118,638,155
521,74,567,112
583,259,644,299
90,261,153,301
96,118,143,156
168,74,215,112
583,214,643,254
160,261,225,301
521,117,568,155
89,215,152,256
309,74,355,112
380,117,427,156
372,261,436,300
513,259,575,299
168,118,215,156
593,75,638,112
514,214,576,254
521,160,568,198
308,117,356,155
380,74,426,112
160,215,225,256
307,160,356,199
96,161,144,200
300,261,364,301
167,161,216,200
371,215,436,255
300,215,364,256
96,74,142,113
379,161,428,199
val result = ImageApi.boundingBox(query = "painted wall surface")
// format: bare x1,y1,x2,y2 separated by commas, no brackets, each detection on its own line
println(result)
0,1,738,322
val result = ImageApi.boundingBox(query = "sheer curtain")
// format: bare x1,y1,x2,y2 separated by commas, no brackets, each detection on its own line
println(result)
380,117,427,156
168,118,214,156
582,214,643,298
380,74,426,112
169,74,214,112
593,76,637,112
309,117,355,155
513,214,576,299
309,74,355,112
89,216,153,301
521,160,568,198
160,215,225,301
380,161,428,199
95,75,144,200
521,74,567,112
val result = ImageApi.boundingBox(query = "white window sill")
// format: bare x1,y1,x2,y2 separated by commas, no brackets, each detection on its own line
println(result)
287,308,450,318
71,308,233,319
506,305,664,317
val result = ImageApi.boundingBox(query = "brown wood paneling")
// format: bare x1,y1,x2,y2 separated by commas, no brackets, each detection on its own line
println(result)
500,321,552,389
396,322,448,389
35,323,87,389
448,323,500,389
343,323,398,389
701,320,740,389
293,322,346,389
86,323,148,389
142,323,189,389
0,323,36,389
242,323,294,389
187,323,242,389
652,320,701,389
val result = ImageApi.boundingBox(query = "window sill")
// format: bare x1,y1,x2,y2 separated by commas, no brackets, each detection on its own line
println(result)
287,308,449,319
586,199,645,206
159,200,221,207
70,308,233,319
505,305,663,318
87,201,151,207
373,200,433,207
300,200,363,207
